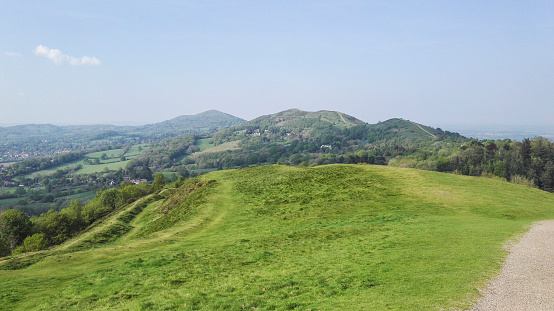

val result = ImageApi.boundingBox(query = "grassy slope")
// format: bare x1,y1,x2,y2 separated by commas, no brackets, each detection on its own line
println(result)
1,165,553,310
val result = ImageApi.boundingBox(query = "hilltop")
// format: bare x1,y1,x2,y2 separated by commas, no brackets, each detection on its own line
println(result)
1,164,554,310
130,110,246,138
244,108,366,129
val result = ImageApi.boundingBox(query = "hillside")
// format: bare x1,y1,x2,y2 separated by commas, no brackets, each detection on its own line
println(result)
128,109,461,174
127,109,460,175
0,110,245,214
2,164,554,310
0,110,245,162
130,110,246,138
244,108,366,129
367,118,442,140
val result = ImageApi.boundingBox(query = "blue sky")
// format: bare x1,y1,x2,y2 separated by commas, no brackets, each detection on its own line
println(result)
1,1,552,129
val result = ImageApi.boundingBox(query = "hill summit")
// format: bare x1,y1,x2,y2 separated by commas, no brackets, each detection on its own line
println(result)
157,110,245,127
247,108,366,129
135,110,245,133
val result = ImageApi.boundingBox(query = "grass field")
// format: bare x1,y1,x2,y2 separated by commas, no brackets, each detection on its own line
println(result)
26,144,150,178
194,138,214,151
1,164,553,310
192,140,241,157
0,187,16,195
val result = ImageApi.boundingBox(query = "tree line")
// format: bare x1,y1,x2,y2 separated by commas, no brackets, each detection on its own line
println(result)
389,137,554,192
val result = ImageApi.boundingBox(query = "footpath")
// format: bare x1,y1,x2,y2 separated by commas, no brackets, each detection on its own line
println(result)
470,220,554,310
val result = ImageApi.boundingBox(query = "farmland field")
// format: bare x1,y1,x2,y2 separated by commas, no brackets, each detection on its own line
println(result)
26,144,150,178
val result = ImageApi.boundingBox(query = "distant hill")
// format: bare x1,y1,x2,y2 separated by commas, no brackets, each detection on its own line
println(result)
365,118,460,142
128,109,463,175
0,110,245,161
132,110,246,136
244,108,366,129
0,124,117,139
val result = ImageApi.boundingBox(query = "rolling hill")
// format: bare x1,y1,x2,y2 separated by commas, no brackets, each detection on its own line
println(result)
2,164,553,310
0,110,245,162
127,108,463,174
129,110,246,139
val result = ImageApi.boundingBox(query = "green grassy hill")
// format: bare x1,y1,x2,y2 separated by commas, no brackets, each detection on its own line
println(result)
129,109,462,175
130,110,246,136
245,108,366,130
1,164,553,310
367,118,440,140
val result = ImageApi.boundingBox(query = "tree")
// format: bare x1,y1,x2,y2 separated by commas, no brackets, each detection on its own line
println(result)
23,233,48,252
521,138,532,167
0,237,10,256
152,173,166,192
540,161,554,192
436,156,452,172
62,200,83,232
493,161,508,179
0,209,33,251
14,187,26,197
34,210,73,245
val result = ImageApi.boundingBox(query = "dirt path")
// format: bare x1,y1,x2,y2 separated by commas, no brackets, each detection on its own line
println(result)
336,112,354,125
410,121,437,138
469,220,554,310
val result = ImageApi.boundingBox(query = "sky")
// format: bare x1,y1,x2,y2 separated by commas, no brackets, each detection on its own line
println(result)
1,1,552,130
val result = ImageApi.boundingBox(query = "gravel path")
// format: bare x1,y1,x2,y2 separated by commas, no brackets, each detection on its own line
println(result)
470,220,554,310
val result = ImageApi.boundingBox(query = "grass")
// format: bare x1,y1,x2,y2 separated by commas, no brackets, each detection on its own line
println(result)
0,197,22,207
0,188,16,195
194,138,214,152
1,164,553,310
191,140,241,157
26,144,150,178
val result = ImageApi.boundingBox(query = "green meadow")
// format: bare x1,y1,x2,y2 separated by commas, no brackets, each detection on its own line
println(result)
1,164,553,310
26,144,150,178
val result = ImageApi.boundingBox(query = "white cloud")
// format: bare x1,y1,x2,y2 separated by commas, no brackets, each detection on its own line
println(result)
34,45,101,66
5,51,21,58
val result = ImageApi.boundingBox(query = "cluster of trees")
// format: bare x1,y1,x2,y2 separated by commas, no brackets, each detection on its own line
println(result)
0,173,168,257
2,168,143,215
128,135,197,174
389,137,554,192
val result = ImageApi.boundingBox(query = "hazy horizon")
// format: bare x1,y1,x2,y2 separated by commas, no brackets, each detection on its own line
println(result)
2,1,552,128
1,108,553,142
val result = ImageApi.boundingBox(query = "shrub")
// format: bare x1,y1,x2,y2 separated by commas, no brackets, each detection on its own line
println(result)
510,175,537,188
23,233,48,252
